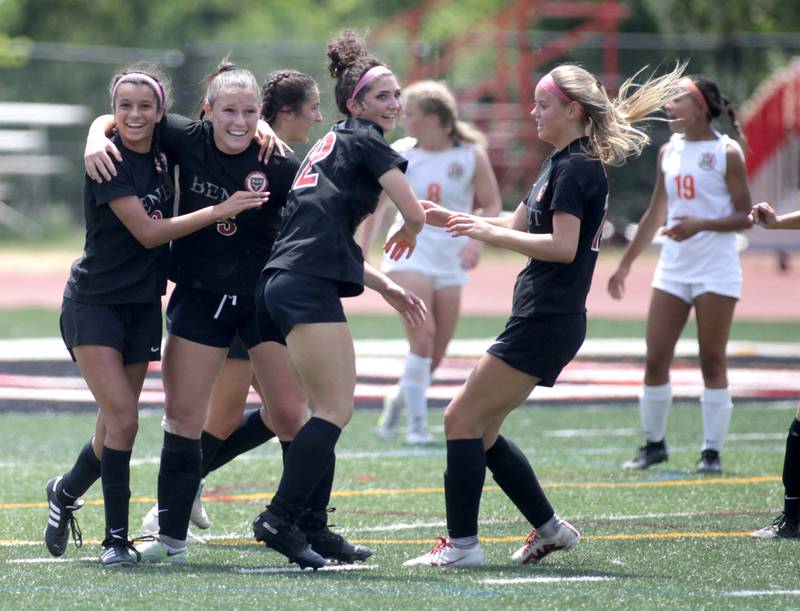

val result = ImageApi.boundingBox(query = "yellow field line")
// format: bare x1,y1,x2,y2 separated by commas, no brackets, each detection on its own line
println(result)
0,531,755,548
1,475,779,511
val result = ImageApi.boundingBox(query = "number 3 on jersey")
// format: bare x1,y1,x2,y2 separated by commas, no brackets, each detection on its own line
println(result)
293,132,337,190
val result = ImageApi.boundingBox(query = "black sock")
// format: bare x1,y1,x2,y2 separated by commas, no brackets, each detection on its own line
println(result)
298,455,336,531
204,410,276,477
445,439,486,539
200,431,225,478
269,418,340,518
101,446,131,543
783,418,800,521
158,432,201,541
486,435,554,528
58,440,101,505
280,440,291,463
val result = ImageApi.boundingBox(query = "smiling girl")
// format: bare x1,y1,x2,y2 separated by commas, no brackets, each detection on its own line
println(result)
45,65,263,568
249,29,429,569
609,75,753,475
405,63,686,568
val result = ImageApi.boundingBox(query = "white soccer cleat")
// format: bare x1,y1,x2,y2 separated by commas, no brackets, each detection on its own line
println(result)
190,482,210,529
136,537,188,564
141,503,205,544
511,519,580,565
406,424,435,445
377,393,403,440
403,537,485,567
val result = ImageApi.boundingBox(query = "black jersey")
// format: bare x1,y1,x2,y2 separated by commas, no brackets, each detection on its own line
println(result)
64,135,174,304
511,137,608,316
265,118,408,297
161,113,299,295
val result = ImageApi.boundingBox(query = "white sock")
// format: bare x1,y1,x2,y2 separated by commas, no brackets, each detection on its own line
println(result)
401,353,432,430
640,382,672,443
449,535,479,549
701,387,733,451
536,514,560,539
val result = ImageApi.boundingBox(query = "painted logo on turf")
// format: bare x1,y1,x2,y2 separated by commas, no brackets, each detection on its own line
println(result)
244,171,269,192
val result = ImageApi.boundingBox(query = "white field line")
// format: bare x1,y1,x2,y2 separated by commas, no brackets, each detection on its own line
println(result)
725,590,800,597
7,556,94,563
481,576,615,585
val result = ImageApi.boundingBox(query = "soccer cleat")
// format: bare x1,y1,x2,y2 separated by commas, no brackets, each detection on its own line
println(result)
141,503,205,544
377,393,403,440
403,537,485,567
44,476,84,557
406,422,435,445
511,520,580,565
621,441,668,470
752,513,800,539
136,537,188,564
190,482,211,529
99,538,141,568
299,508,372,563
252,507,327,570
696,449,722,474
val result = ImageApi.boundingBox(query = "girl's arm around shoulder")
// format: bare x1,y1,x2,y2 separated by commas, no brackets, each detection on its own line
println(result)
109,190,268,249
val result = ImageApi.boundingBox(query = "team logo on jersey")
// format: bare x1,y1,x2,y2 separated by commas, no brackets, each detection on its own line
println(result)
698,152,716,170
448,162,464,179
244,171,269,192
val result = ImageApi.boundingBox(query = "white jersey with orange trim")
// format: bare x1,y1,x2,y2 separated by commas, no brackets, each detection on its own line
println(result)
382,137,477,280
655,131,744,284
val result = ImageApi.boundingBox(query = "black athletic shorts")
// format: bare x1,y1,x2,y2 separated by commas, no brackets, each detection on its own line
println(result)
256,269,347,344
486,313,586,387
60,297,163,365
227,332,250,360
166,284,261,349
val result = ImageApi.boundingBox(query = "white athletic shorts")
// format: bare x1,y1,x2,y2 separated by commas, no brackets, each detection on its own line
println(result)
652,277,741,303
381,227,469,289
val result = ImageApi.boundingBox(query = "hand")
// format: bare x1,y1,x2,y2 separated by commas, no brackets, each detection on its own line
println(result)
607,264,629,300
420,200,451,228
446,212,494,241
384,223,417,261
214,190,270,220
661,215,703,241
84,136,122,183
459,240,483,270
750,202,778,229
255,120,291,162
381,282,427,326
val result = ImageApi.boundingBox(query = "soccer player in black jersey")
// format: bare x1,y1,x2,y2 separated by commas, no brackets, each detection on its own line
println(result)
85,61,307,563
749,203,800,539
250,29,428,569
46,66,263,568
405,63,688,567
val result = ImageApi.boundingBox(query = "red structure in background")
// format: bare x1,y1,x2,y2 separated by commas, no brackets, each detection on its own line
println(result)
370,0,629,198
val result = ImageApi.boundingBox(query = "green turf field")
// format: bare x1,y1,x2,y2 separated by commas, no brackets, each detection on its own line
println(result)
0,401,796,609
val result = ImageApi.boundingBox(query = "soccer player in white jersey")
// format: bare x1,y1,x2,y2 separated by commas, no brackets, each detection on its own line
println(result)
361,80,501,444
608,75,753,474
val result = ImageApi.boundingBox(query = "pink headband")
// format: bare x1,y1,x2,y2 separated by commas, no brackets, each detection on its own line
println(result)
677,77,709,116
537,73,571,103
112,73,165,107
350,66,393,102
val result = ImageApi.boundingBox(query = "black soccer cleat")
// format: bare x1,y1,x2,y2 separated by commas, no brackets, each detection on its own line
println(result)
300,508,373,563
621,440,668,470
752,513,800,539
696,449,722,474
44,476,84,557
252,507,327,570
99,537,141,568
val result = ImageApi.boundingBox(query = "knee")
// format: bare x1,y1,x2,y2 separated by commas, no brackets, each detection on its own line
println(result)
408,327,435,356
443,402,482,439
699,354,727,383
644,357,669,383
105,411,139,446
270,405,309,438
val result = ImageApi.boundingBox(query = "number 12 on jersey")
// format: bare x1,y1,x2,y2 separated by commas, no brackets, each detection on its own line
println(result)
292,132,337,190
